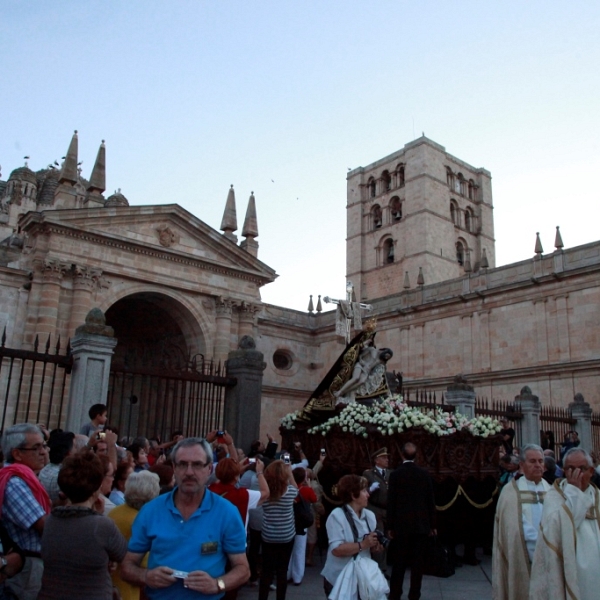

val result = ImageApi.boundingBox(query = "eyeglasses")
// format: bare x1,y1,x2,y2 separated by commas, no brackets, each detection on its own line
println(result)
18,443,49,453
174,461,210,472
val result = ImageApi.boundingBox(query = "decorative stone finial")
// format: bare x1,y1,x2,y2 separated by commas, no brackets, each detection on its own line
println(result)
464,251,472,273
87,140,106,194
480,248,489,269
75,307,114,337
403,271,410,289
554,226,564,250
220,185,238,242
308,295,314,313
417,267,424,286
59,130,79,185
534,232,543,256
316,295,322,312
238,335,256,350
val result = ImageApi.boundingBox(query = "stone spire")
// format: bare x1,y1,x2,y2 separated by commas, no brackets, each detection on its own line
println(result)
240,191,259,257
220,185,238,242
308,295,314,313
403,271,410,289
464,250,472,273
316,295,323,312
534,232,543,257
417,267,425,286
554,226,564,250
87,140,106,194
59,130,78,185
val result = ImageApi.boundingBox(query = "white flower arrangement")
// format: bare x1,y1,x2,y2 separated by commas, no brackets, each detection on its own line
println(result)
280,395,502,439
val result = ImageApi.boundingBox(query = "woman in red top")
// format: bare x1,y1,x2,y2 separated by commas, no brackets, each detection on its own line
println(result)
287,467,317,586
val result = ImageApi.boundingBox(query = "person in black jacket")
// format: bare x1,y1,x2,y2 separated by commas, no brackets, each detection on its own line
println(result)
387,442,436,600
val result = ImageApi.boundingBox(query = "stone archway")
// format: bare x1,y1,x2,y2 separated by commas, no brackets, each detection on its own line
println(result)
105,292,207,370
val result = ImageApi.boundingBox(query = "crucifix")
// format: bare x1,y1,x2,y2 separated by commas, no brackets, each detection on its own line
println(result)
323,281,372,344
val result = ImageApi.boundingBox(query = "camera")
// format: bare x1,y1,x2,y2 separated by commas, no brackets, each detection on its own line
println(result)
283,453,291,464
217,431,225,437
374,530,390,548
249,458,256,464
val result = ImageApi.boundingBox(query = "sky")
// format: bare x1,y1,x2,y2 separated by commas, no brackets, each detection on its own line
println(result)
2,1,599,311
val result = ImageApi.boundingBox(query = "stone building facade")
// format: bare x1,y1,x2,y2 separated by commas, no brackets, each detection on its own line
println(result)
1,133,599,439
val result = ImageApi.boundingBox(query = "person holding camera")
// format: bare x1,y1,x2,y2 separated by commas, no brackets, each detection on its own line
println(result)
321,474,382,597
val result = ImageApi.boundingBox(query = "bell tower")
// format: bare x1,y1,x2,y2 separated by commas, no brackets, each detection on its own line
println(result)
346,136,495,301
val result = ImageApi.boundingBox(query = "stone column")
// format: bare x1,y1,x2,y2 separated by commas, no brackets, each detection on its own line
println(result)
36,258,68,340
569,393,593,452
514,386,541,447
65,308,117,433
223,336,266,455
214,298,233,363
444,374,476,418
237,302,258,339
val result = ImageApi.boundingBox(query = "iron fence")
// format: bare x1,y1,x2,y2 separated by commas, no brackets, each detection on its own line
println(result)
108,357,236,442
592,412,600,454
0,330,72,432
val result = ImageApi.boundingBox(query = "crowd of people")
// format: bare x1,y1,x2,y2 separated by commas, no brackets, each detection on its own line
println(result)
1,401,599,600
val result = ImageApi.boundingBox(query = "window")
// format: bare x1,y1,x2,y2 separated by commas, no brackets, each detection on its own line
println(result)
450,200,459,226
390,197,402,221
446,167,454,188
456,241,465,265
468,179,475,200
372,204,383,229
457,173,466,196
273,350,293,370
382,170,391,192
464,210,471,232
384,238,395,263
368,177,376,198
398,164,405,187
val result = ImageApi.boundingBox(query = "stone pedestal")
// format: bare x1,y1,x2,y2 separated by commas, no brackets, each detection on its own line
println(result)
224,336,266,454
514,386,541,447
444,375,476,419
569,393,593,452
65,309,117,433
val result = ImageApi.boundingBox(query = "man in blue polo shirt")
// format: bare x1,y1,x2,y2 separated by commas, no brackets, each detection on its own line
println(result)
122,437,249,599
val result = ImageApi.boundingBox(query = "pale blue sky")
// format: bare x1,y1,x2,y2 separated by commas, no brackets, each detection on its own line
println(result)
2,1,599,310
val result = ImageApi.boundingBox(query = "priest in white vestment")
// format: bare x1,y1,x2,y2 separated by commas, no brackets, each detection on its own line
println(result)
529,447,600,600
492,443,550,600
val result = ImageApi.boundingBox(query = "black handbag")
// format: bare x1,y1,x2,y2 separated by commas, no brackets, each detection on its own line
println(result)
293,494,314,534
423,535,455,578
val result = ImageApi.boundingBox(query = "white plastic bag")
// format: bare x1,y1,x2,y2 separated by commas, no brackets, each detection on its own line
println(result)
355,555,390,600
328,558,358,600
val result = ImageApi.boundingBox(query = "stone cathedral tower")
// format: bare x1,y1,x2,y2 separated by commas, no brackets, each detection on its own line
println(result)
346,136,496,301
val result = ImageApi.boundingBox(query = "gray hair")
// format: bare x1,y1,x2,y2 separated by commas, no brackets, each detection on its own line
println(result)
519,444,544,463
72,434,89,452
171,437,213,465
2,424,43,463
124,471,160,510
563,447,593,468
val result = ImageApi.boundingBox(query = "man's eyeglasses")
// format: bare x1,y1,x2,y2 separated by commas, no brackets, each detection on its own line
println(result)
18,443,49,453
174,461,210,472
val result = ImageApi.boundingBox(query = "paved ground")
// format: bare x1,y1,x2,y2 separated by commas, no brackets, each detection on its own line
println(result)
238,546,492,600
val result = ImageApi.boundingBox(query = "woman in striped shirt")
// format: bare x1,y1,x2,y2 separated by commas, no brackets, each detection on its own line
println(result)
259,459,298,600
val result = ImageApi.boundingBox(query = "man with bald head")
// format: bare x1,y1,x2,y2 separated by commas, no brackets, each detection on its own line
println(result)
387,442,435,600
529,447,600,599
492,443,550,600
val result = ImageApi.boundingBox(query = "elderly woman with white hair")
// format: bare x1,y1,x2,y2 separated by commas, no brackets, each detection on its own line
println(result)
109,470,161,600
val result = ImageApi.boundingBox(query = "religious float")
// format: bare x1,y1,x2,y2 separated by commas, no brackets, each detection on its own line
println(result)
280,289,503,553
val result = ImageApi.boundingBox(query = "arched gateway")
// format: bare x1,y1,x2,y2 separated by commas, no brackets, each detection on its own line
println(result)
104,292,233,442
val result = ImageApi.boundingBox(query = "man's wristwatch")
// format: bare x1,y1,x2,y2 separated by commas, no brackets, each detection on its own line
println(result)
0,556,8,572
216,578,226,593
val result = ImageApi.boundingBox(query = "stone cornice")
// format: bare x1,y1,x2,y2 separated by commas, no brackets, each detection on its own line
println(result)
29,221,274,287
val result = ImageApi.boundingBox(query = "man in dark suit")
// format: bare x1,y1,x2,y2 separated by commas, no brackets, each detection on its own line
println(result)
363,447,390,570
387,442,435,600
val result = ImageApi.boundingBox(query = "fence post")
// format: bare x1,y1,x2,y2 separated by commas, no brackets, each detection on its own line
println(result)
514,386,541,446
65,308,117,434
223,335,265,454
569,393,593,452
444,374,476,418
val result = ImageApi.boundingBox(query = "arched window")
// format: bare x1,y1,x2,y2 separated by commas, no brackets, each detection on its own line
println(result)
468,179,475,200
450,200,459,226
397,164,405,187
371,204,382,229
384,238,395,264
456,241,465,266
368,177,376,198
382,170,391,192
464,210,471,232
457,173,466,196
390,197,402,221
